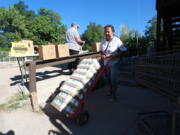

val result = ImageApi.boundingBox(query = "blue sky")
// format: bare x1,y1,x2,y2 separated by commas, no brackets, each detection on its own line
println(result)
0,0,156,36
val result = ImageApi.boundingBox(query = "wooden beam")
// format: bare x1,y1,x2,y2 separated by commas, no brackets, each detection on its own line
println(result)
36,53,101,69
177,97,180,106
26,52,101,69
172,111,176,135
26,52,101,110
36,58,77,69
29,61,39,111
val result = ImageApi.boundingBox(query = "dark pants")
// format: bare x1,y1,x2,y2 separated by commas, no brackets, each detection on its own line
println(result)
68,49,79,71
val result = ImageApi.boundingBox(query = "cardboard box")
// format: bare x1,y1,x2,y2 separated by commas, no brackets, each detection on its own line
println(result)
20,40,34,55
38,45,56,60
20,40,33,46
9,40,34,56
56,44,70,58
92,42,100,52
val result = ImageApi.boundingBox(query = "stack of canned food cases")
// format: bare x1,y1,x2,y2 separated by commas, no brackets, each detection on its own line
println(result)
51,58,101,125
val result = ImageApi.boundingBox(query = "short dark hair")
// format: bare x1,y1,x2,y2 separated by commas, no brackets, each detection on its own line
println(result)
104,24,115,32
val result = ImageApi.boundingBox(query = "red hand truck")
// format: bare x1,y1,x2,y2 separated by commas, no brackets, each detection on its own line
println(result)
49,56,112,126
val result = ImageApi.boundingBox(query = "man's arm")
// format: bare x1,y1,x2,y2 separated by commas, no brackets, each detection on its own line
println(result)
75,37,85,45
113,44,128,58
113,50,127,58
110,44,128,59
101,50,126,59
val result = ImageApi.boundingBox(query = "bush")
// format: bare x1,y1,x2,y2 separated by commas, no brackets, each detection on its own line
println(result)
82,44,92,51
0,47,10,52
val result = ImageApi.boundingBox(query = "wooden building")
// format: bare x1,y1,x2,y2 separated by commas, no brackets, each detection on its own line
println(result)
134,0,180,106
156,0,180,51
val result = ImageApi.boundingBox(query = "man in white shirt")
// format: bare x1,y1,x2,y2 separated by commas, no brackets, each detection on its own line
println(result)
66,22,85,73
100,24,127,102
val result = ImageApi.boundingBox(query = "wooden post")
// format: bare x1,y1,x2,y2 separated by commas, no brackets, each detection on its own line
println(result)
177,96,180,106
167,18,172,50
171,111,176,135
163,17,172,51
29,61,39,111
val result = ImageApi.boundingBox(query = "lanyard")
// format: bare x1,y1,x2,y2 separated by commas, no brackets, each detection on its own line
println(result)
104,37,113,56
104,43,110,56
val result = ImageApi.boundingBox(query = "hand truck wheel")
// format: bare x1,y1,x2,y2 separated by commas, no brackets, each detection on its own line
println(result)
76,111,89,126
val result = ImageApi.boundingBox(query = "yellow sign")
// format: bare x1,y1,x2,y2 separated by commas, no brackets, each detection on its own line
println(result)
9,40,34,56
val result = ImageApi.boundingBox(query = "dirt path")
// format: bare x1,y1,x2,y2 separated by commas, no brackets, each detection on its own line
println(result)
0,63,69,135
0,62,177,135
0,63,20,104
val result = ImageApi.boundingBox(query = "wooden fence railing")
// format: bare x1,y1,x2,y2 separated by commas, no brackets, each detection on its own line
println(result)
26,52,101,111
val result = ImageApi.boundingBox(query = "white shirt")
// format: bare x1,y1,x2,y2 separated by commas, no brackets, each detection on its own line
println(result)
65,27,81,51
100,36,127,65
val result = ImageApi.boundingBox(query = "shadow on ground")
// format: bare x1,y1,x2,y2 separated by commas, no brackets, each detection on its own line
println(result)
42,85,180,135
9,64,71,89
0,130,15,135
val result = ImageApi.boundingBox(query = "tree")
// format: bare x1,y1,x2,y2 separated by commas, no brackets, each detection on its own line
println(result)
144,16,157,40
120,25,129,37
120,26,141,49
25,7,66,45
0,6,28,44
120,25,150,55
27,8,66,45
38,8,61,25
82,22,104,45
0,1,66,48
13,0,35,18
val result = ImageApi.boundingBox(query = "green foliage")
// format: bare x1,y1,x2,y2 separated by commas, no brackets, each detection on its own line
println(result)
38,8,61,25
0,104,5,110
120,26,151,55
0,1,66,48
82,22,104,45
0,47,10,52
0,6,27,42
82,44,92,51
145,16,157,40
143,15,157,48
27,14,66,45
0,92,29,112
14,0,35,18
119,16,157,56
0,35,10,48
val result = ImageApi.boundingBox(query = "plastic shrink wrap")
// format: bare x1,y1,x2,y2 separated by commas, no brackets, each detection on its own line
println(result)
51,58,101,115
